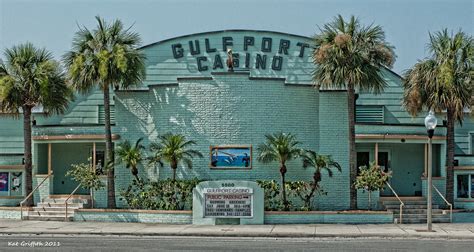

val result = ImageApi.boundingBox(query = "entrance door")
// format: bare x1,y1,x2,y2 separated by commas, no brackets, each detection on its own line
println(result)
52,143,90,195
378,152,389,173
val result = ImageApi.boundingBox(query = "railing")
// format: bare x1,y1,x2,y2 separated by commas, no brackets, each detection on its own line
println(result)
20,172,53,220
432,184,453,223
64,184,82,221
385,182,405,224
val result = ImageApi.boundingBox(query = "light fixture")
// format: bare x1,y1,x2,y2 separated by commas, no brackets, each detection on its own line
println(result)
424,110,437,138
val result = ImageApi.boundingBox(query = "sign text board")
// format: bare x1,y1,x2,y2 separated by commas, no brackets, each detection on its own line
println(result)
193,181,264,225
204,188,253,218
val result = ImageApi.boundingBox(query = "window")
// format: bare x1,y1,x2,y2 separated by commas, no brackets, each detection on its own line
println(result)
0,171,23,196
356,106,384,124
98,105,115,124
456,174,474,199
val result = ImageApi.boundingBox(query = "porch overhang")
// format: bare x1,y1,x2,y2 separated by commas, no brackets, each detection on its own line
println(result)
356,134,446,144
32,134,120,143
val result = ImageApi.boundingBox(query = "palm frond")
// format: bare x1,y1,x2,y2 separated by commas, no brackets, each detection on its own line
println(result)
63,16,146,92
0,43,70,115
148,133,202,177
404,30,473,123
312,14,395,91
257,132,302,165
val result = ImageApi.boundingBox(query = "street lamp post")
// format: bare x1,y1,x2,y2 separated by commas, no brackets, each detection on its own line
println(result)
424,110,437,232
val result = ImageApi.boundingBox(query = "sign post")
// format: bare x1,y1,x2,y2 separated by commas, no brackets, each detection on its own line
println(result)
193,181,264,225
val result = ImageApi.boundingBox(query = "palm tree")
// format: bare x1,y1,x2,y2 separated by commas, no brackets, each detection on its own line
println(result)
312,15,395,209
0,43,72,206
403,29,473,203
63,16,146,208
301,150,341,209
148,133,203,181
116,138,145,182
257,132,302,210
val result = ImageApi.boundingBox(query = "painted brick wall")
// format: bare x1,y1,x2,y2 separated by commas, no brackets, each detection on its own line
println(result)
74,210,192,224
93,177,108,208
0,209,22,219
453,212,474,222
0,199,22,207
357,189,381,210
264,212,392,224
317,92,349,210
32,176,51,204
115,73,349,210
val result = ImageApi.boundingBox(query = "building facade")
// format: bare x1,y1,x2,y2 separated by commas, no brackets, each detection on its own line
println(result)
0,30,473,210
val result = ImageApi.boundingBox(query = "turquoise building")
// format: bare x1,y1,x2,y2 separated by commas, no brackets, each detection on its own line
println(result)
0,30,473,212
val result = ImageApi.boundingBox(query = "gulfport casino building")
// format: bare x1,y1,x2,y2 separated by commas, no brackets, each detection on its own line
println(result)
0,30,473,213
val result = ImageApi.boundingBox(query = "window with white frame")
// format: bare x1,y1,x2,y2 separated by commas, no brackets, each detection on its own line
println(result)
457,174,474,199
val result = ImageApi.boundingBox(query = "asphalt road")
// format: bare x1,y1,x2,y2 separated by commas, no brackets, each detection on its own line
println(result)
0,235,472,252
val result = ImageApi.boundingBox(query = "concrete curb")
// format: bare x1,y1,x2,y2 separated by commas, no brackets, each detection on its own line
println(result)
0,231,472,240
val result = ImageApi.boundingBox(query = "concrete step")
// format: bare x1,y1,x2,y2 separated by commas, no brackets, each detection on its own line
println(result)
37,202,83,208
390,209,445,214
402,213,450,218
382,201,427,205
27,216,73,221
42,198,88,204
384,204,439,209
33,206,80,212
28,211,75,217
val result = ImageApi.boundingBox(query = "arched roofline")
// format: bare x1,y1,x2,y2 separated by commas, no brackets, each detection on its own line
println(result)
138,29,312,50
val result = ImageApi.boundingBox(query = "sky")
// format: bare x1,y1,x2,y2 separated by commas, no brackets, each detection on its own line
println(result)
0,0,472,75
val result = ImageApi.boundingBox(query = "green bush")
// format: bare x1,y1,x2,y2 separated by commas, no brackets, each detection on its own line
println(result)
120,178,201,210
286,181,327,211
256,180,286,211
257,180,325,211
354,161,391,210
67,161,105,191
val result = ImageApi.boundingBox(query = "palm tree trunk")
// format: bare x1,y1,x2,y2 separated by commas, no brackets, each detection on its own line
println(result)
23,106,33,206
446,108,455,203
347,84,357,209
171,163,178,209
132,167,140,182
280,163,288,210
171,159,177,181
103,86,116,209
305,172,321,210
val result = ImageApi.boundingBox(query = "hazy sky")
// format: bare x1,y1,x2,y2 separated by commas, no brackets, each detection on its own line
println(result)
0,0,472,74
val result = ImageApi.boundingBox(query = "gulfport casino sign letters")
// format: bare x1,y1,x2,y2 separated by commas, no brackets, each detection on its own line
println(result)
203,187,253,218
171,36,310,72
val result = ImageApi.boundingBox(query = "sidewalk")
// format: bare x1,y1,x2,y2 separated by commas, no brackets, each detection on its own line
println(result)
0,220,473,239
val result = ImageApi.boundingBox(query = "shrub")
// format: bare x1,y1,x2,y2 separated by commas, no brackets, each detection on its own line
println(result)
256,180,286,211
286,181,327,211
354,161,391,210
120,178,201,210
257,180,327,211
67,161,105,191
